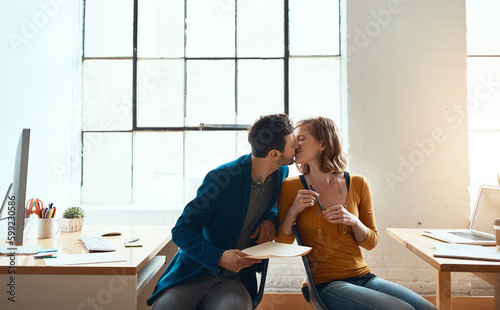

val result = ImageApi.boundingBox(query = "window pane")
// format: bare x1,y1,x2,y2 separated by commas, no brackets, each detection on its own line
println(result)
469,131,500,194
237,0,284,57
237,60,284,124
186,0,235,57
186,60,235,126
137,59,184,127
289,0,339,56
467,57,500,130
236,131,251,158
185,131,237,202
84,0,133,57
83,60,132,131
134,132,184,206
289,58,341,124
138,0,184,58
81,133,132,203
466,0,500,55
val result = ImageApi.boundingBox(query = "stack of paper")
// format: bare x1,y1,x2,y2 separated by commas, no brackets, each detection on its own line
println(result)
34,252,57,259
434,243,500,262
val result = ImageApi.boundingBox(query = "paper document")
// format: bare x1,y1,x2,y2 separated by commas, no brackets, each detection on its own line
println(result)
44,252,126,266
242,242,311,259
434,243,500,262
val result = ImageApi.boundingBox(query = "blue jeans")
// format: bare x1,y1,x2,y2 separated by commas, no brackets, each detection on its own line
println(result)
316,274,438,310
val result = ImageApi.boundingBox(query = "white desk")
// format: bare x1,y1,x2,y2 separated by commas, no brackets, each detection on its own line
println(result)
0,225,176,310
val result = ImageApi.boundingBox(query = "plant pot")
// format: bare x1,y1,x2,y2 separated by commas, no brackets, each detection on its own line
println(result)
59,218,85,232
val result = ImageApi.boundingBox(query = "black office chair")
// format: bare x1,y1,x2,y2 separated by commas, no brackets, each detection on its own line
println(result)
292,225,329,310
252,258,269,309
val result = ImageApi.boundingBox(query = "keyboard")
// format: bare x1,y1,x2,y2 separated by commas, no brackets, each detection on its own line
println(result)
80,235,116,253
448,231,495,242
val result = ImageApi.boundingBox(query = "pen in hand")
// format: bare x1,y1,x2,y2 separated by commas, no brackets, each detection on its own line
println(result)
310,185,347,234
309,185,324,212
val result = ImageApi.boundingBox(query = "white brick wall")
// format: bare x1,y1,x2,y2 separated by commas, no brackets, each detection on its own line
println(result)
265,0,493,296
347,0,478,295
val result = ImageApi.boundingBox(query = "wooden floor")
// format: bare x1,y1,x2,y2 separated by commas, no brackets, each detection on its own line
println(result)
256,294,494,310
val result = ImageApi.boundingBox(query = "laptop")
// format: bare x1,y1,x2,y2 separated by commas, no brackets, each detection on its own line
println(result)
423,185,500,245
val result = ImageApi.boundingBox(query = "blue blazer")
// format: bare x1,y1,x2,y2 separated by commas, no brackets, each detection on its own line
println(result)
147,154,289,306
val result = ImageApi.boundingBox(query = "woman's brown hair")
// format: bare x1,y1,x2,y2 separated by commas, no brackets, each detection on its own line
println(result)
296,117,348,175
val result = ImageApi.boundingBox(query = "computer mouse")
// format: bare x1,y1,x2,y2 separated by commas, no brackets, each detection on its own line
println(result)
101,231,122,237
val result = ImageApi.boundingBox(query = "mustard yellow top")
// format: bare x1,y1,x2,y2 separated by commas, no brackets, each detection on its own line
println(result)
276,174,378,285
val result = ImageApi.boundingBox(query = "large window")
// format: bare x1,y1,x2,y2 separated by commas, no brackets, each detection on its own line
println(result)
466,0,500,202
81,0,341,208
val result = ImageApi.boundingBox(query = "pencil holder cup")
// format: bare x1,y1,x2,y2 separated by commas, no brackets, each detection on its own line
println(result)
38,218,61,239
60,217,85,232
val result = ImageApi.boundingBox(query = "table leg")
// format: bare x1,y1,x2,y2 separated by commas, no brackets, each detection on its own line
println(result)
436,270,451,310
495,273,500,310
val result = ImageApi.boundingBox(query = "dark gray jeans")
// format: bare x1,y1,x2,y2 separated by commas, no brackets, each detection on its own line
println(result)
151,275,252,310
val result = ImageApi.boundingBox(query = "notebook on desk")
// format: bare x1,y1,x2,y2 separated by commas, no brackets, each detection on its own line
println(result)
423,185,500,245
434,243,500,261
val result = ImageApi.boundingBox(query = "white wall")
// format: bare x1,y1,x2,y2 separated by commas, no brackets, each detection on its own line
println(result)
0,0,77,235
345,0,477,295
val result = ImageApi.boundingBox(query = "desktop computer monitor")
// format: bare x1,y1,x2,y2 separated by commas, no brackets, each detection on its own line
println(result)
0,128,32,249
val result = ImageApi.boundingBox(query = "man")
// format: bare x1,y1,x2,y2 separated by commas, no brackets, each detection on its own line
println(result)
148,114,297,310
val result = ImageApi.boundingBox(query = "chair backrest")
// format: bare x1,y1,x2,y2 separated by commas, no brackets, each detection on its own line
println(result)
252,258,269,309
292,225,329,310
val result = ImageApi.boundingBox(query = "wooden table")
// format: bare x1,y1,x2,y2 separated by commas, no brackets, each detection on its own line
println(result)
0,224,175,310
387,228,500,310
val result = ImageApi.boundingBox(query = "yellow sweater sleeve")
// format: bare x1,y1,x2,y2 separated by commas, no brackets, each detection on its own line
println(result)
355,176,378,250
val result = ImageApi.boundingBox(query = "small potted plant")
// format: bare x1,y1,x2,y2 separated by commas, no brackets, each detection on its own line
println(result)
60,206,85,232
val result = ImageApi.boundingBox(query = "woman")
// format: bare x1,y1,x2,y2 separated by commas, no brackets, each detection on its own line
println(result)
276,117,437,310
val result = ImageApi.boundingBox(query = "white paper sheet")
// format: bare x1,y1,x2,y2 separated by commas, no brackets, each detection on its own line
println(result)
242,242,311,259
44,252,126,266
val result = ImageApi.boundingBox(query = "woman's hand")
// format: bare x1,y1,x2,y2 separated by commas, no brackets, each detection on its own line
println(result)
322,205,357,226
323,205,369,242
279,189,319,236
290,189,320,215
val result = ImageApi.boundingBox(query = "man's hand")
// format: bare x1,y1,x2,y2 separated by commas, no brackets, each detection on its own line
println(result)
250,219,276,244
218,249,262,273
